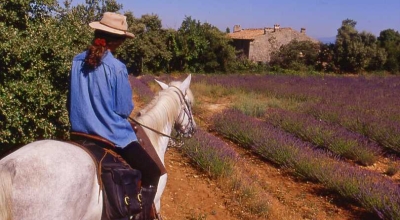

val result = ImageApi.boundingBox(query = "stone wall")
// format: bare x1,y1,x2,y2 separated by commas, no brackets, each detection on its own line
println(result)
249,28,318,62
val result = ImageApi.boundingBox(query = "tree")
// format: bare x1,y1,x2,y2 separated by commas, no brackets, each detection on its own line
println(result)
118,13,172,74
170,16,236,73
334,19,386,73
0,0,57,30
316,43,338,72
378,29,400,73
66,0,122,24
335,19,362,72
359,31,387,71
0,0,117,150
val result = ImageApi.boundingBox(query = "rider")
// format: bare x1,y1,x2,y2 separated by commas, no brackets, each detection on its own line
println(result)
68,12,166,218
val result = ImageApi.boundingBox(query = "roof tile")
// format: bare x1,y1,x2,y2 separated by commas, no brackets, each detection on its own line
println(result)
228,28,265,40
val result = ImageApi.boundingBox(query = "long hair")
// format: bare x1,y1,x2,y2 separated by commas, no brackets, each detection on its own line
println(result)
84,30,126,69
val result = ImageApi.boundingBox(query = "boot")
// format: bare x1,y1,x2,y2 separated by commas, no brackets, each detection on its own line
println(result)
134,185,157,220
120,141,165,186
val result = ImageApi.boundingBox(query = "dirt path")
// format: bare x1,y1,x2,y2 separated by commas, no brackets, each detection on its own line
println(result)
160,147,237,220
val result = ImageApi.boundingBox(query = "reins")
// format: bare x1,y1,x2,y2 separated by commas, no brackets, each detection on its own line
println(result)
129,85,194,147
129,117,177,140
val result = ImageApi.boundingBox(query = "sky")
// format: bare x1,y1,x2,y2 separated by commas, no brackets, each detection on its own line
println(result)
68,0,400,40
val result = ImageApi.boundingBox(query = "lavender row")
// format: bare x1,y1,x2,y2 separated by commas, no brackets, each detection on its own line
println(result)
307,102,400,154
192,74,400,120
128,75,154,103
181,128,270,216
193,74,400,154
138,74,400,152
193,74,400,115
267,109,381,166
212,109,400,219
138,74,187,87
181,128,239,178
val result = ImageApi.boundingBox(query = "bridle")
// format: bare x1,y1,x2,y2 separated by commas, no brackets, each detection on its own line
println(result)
128,85,195,146
170,85,195,137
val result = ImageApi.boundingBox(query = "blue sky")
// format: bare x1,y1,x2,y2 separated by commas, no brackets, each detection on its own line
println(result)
68,0,400,39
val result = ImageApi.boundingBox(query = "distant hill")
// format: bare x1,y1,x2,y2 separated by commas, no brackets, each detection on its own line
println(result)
318,36,336,44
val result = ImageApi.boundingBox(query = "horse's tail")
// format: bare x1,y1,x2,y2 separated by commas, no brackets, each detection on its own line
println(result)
0,161,14,220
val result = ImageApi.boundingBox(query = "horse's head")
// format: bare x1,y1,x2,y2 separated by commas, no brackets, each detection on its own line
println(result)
155,75,196,138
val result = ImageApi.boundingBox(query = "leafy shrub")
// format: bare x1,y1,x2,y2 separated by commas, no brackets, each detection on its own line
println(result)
0,1,91,149
269,40,320,71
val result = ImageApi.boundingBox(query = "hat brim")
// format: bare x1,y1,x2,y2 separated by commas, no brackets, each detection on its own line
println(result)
89,22,135,38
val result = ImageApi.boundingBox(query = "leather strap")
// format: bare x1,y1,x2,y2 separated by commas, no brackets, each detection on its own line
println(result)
131,122,167,176
70,131,116,148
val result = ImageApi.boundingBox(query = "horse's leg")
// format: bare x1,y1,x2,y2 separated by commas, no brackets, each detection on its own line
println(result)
154,173,168,213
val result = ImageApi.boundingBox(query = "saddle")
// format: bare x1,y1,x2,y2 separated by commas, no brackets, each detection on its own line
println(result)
69,130,159,220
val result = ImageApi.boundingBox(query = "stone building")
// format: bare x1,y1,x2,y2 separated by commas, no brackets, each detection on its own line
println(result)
228,24,319,63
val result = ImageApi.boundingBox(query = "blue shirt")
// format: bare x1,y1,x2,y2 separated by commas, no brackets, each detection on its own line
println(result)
68,51,137,147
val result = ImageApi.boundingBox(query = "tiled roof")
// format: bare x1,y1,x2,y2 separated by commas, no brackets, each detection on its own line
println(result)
228,27,298,40
228,28,265,40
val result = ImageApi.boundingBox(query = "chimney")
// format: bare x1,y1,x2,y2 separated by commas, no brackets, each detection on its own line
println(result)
300,28,306,34
274,24,280,32
233,25,241,32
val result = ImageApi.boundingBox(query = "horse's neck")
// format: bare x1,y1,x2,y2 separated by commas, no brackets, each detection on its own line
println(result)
136,91,180,160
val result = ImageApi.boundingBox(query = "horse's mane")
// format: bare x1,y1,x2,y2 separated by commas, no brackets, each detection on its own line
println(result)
135,80,194,141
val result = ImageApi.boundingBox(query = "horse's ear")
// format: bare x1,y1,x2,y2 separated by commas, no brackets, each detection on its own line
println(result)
179,74,192,92
155,79,169,90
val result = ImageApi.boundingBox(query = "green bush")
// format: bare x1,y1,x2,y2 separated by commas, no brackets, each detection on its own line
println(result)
269,40,320,71
0,1,91,149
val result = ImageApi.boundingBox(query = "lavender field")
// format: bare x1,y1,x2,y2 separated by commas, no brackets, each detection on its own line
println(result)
132,74,400,219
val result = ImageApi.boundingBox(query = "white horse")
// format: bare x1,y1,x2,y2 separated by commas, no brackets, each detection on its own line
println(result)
0,74,196,220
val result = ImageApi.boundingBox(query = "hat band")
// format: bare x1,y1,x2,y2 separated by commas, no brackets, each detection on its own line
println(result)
99,21,127,32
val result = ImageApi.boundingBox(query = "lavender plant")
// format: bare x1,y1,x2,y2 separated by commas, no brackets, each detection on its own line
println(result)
193,74,400,155
128,75,155,103
307,102,400,154
182,128,238,178
212,109,400,219
267,109,381,165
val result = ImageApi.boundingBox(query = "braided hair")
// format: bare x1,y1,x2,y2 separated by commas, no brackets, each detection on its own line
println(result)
84,30,126,69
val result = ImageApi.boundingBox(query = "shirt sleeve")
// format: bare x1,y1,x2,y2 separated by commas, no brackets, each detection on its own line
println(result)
113,68,134,118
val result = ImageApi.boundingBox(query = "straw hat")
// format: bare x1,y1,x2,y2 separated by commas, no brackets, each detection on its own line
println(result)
89,12,135,38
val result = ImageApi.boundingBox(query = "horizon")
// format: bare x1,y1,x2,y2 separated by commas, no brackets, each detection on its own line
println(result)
66,0,400,40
